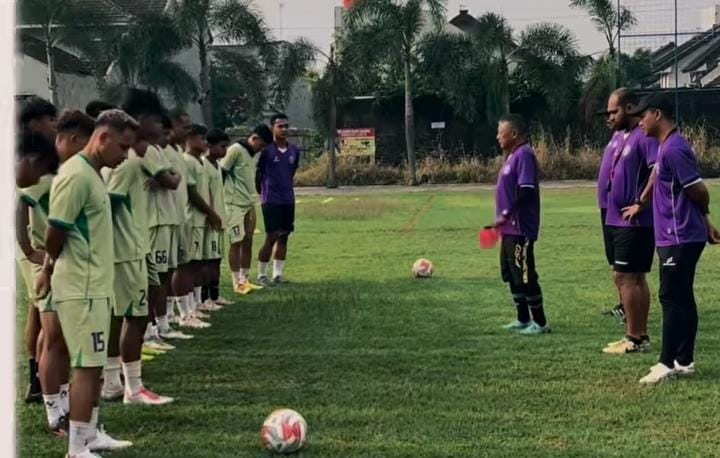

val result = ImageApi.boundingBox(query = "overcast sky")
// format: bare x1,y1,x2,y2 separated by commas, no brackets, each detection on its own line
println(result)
257,0,715,60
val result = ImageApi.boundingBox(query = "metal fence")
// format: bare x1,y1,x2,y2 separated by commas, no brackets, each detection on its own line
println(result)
618,0,720,124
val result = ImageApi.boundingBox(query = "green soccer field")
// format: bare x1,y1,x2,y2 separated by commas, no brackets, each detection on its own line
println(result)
17,186,720,457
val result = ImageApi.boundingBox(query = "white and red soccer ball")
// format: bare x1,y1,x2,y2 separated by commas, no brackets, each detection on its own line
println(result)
261,409,307,454
412,258,434,278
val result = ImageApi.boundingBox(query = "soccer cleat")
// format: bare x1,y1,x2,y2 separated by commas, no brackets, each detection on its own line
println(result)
639,363,676,384
168,315,181,325
256,275,274,288
123,387,174,405
87,425,133,451
518,322,551,335
101,383,125,401
65,449,102,458
501,320,531,331
199,300,222,312
603,336,650,354
179,316,211,329
272,275,289,285
215,296,234,305
674,360,696,377
142,344,166,356
192,310,210,319
234,281,252,295
246,281,264,291
158,328,194,340
146,338,175,352
602,303,625,318
48,414,69,437
141,353,155,362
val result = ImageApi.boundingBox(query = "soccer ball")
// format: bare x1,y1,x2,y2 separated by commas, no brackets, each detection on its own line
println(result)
412,258,434,278
261,409,307,454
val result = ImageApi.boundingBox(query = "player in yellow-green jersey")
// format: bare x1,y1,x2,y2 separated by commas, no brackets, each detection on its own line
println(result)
99,90,180,407
220,125,273,294
35,109,135,458
200,129,231,308
16,96,57,404
22,110,94,436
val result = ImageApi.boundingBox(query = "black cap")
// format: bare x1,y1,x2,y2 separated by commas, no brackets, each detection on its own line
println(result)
628,92,675,116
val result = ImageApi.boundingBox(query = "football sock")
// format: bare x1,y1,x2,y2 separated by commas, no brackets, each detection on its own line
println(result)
273,260,285,278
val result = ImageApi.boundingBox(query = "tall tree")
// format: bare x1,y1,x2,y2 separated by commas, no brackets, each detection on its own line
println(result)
173,0,269,127
345,0,447,185
65,13,198,106
569,0,636,57
18,0,107,105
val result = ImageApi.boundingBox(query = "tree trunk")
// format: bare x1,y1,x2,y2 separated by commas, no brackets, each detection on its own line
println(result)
198,40,213,128
45,32,59,106
326,46,338,189
404,58,417,186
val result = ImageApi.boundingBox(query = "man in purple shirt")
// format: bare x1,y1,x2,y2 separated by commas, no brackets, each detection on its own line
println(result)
256,113,300,286
494,114,548,335
599,129,625,319
631,93,720,384
601,89,659,355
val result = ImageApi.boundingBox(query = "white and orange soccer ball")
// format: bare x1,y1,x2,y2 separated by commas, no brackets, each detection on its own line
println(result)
261,408,307,454
412,258,434,278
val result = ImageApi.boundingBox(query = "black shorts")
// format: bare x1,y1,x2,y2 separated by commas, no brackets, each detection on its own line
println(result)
601,209,613,266
262,204,295,234
607,226,655,273
500,235,539,287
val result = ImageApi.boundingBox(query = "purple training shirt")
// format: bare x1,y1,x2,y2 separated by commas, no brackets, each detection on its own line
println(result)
598,131,621,210
258,142,300,205
495,143,541,240
653,130,707,247
605,126,659,227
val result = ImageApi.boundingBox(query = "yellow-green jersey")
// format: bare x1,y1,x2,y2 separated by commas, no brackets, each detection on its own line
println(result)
165,145,189,226
20,174,54,250
184,152,210,228
203,157,226,228
48,154,114,301
220,141,259,208
105,146,168,260
147,145,178,228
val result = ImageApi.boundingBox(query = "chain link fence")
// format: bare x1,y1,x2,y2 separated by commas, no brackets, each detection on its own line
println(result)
619,0,720,128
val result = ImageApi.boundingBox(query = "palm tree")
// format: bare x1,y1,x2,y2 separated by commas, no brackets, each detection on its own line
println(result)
569,0,636,58
267,38,317,112
65,14,198,106
345,0,447,186
18,0,107,105
172,0,270,127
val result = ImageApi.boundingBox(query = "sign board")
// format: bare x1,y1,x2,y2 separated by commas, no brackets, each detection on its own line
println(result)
337,128,376,158
431,122,446,129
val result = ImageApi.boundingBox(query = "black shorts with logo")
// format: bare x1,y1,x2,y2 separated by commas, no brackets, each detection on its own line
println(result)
500,235,539,287
262,204,295,234
607,226,655,273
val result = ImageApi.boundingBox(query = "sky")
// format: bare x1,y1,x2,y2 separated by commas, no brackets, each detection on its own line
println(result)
256,0,716,61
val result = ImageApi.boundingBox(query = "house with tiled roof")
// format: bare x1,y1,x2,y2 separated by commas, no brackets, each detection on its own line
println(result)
650,23,720,89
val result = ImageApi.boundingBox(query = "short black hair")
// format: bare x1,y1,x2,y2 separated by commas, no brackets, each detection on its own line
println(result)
270,113,288,126
57,109,96,137
20,97,57,126
187,123,208,137
207,128,230,145
161,113,172,129
169,107,189,122
120,88,166,120
96,109,140,132
613,88,640,108
499,113,529,136
252,124,273,144
17,129,59,172
85,100,116,119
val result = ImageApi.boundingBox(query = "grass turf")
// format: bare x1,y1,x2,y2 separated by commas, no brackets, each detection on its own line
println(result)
16,186,720,457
